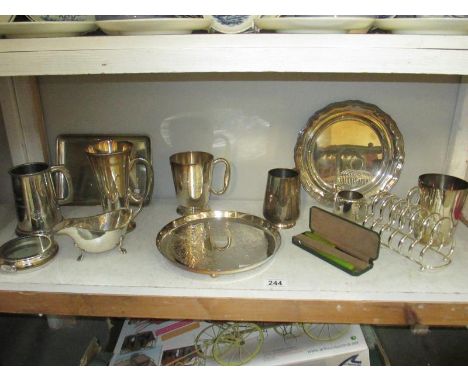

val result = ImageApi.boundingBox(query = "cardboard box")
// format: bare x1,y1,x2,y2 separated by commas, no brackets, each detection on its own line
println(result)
109,319,165,366
254,324,369,366
110,319,369,366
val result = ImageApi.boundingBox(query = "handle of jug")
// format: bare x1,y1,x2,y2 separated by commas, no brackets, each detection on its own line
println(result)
128,157,154,220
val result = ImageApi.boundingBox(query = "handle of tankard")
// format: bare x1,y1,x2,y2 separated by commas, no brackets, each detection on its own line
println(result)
128,157,154,220
210,158,231,196
50,165,74,205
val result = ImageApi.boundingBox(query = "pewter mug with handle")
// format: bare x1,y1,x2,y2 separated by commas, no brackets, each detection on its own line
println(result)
85,140,153,224
9,162,73,236
170,151,231,215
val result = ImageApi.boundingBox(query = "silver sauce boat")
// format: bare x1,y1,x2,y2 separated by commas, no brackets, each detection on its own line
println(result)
53,208,132,261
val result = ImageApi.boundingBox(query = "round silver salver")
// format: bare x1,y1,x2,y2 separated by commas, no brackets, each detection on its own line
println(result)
156,210,281,277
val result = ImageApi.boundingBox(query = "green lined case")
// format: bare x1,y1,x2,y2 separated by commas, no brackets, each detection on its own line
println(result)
292,207,380,276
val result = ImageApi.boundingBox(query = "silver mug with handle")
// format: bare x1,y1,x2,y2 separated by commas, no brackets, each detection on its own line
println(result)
170,151,231,215
9,162,73,236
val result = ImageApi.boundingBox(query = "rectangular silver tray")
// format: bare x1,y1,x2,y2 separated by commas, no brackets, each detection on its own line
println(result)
55,134,153,205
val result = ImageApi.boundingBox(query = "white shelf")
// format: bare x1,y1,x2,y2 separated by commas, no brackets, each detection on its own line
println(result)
1,200,467,324
1,32,468,325
0,34,467,76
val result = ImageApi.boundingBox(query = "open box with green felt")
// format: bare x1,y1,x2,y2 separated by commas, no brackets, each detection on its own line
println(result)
292,207,380,276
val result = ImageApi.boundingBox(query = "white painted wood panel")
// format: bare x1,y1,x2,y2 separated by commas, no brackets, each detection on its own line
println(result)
0,35,467,76
445,76,468,178
1,34,467,53
0,109,14,204
0,77,48,165
0,78,29,165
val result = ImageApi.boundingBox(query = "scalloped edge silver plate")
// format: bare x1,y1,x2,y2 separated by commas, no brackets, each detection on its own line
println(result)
294,100,405,205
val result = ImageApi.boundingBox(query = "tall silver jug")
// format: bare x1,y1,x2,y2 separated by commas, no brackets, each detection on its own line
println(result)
9,162,73,236
85,140,153,227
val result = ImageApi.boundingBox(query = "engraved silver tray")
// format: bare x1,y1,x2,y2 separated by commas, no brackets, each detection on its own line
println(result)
55,134,153,205
294,100,405,205
156,210,281,277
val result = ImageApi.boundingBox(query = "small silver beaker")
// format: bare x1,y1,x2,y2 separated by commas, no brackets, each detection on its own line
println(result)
333,190,367,223
263,168,300,229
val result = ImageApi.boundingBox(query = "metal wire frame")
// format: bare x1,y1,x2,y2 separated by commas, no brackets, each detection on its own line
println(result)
361,189,456,271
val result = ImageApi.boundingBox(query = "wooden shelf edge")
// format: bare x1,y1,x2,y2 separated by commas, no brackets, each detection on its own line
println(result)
1,34,468,76
1,290,467,326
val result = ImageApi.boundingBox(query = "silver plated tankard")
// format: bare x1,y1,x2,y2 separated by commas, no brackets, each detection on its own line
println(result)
9,162,73,236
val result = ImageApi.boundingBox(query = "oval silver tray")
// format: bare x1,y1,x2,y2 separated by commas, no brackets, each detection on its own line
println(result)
294,100,405,205
156,210,281,277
